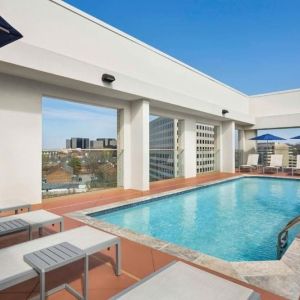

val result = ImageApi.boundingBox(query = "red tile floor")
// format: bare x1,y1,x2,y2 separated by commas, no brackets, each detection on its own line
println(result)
0,172,288,299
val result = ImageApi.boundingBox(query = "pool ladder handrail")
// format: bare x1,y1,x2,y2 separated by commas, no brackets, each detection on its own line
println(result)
277,215,300,259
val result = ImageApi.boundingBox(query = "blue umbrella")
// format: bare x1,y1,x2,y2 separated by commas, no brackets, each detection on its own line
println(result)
249,134,285,165
291,136,300,140
249,133,286,141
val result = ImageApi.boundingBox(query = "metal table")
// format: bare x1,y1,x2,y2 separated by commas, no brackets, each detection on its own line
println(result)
24,242,88,300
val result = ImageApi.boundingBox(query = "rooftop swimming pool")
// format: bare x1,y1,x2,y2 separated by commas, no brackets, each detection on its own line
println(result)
90,177,300,261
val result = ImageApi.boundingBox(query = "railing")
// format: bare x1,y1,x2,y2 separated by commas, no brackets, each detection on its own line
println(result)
277,215,300,259
42,149,118,198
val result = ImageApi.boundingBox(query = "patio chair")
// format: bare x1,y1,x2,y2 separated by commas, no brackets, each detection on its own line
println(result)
263,154,283,174
291,155,300,176
0,210,64,240
112,261,260,300
0,226,121,298
239,154,259,172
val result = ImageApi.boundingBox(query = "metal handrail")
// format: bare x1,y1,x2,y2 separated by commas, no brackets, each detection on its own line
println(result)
277,215,300,259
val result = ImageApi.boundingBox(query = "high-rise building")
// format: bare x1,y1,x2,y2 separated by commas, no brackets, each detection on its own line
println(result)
66,139,71,149
149,117,178,181
90,140,105,149
66,138,90,149
89,138,117,149
196,124,215,173
97,138,117,149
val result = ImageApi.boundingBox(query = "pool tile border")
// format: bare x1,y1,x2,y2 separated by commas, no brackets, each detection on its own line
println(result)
66,174,300,299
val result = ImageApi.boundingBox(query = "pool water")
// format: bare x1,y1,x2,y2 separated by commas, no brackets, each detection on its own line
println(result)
91,177,300,261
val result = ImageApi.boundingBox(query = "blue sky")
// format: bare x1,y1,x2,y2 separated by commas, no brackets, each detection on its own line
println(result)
42,98,117,149
258,128,300,144
44,1,300,148
64,0,300,95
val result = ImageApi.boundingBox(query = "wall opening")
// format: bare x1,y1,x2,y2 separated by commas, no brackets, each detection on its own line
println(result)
149,115,179,181
257,128,300,167
42,97,118,198
196,123,215,174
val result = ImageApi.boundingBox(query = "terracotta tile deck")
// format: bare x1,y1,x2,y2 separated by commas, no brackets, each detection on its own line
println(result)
0,172,290,300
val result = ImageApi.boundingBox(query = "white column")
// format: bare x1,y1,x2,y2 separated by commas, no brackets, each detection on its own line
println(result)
117,107,132,188
173,119,179,177
220,121,235,173
178,118,196,178
0,75,42,203
214,126,221,171
239,129,257,164
130,100,149,191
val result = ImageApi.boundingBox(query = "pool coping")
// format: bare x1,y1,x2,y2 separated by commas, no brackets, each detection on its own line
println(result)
66,174,300,299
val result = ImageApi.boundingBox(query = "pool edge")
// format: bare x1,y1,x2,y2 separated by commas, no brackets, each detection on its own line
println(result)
66,174,300,299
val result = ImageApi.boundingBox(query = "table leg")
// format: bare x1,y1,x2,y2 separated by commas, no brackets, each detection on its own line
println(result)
115,242,121,276
40,271,46,300
83,255,89,300
60,220,64,232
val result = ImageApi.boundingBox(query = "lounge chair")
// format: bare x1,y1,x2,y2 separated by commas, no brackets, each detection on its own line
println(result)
0,226,121,296
291,155,300,176
112,261,260,300
263,154,283,174
0,199,31,214
239,154,259,172
0,210,64,240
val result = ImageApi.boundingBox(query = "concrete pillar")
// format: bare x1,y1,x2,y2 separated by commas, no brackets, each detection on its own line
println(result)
178,118,196,178
220,121,235,173
0,75,42,203
214,126,221,171
117,108,131,188
173,119,179,178
130,100,149,191
239,129,257,164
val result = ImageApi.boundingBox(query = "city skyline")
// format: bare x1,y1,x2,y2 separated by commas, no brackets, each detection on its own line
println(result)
42,97,300,150
42,98,117,149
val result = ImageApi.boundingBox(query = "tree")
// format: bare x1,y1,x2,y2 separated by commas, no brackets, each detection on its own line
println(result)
68,157,82,175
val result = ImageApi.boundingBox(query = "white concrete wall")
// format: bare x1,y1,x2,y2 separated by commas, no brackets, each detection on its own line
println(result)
130,100,149,190
220,121,235,173
239,130,257,164
0,0,253,125
0,75,42,204
178,119,197,178
0,73,139,202
250,89,300,129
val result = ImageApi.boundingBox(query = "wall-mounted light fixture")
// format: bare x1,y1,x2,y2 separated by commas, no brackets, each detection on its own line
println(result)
102,73,115,83
222,109,229,116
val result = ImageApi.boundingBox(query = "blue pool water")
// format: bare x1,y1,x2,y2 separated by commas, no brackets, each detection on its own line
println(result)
91,177,300,261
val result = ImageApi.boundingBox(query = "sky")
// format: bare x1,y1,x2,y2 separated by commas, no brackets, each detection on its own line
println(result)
64,0,300,95
258,128,300,144
42,98,117,149
44,1,300,148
